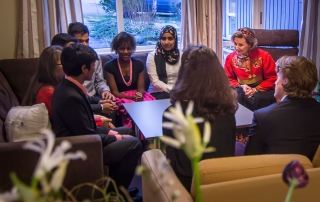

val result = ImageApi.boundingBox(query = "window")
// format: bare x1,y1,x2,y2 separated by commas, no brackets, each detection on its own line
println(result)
222,0,303,62
81,0,181,53
225,0,237,38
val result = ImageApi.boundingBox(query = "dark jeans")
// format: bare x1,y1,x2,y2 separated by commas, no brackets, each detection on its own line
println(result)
150,92,170,100
99,127,142,189
234,87,276,111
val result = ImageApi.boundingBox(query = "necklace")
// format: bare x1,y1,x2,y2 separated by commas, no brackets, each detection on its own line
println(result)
117,58,132,86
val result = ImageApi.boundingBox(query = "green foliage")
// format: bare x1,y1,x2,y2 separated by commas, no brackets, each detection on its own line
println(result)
89,15,159,46
99,0,151,16
99,0,116,13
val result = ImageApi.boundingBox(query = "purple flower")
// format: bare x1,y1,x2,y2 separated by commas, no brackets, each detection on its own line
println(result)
282,160,309,188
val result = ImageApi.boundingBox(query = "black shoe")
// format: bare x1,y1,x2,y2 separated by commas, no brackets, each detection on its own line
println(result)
132,195,142,202
128,187,139,197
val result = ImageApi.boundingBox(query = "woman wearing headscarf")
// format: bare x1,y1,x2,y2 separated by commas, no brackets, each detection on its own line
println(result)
146,25,182,100
224,27,277,111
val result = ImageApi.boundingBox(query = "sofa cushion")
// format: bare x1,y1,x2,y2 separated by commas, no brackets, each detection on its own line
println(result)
197,154,312,185
5,103,51,142
200,167,320,202
0,71,19,142
0,58,39,104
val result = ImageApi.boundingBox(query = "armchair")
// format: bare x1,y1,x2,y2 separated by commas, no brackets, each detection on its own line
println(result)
253,29,299,61
0,134,105,200
141,149,320,202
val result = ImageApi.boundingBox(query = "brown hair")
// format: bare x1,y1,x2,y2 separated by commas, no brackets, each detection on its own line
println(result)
170,45,238,122
276,55,318,98
231,27,258,51
22,45,63,106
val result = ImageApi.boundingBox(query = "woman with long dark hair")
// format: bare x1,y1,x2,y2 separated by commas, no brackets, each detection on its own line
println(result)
22,45,64,114
163,45,238,191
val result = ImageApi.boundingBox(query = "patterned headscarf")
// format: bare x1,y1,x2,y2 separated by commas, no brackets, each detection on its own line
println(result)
154,25,180,84
155,25,180,65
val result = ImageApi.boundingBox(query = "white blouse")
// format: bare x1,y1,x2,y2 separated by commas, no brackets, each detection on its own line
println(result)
146,50,182,93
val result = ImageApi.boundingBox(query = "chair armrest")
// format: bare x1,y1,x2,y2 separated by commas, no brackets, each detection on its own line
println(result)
56,135,104,190
200,167,320,202
190,154,312,199
141,149,193,202
197,154,312,185
0,134,104,199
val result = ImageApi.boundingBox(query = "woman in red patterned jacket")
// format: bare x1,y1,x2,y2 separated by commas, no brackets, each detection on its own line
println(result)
224,27,277,111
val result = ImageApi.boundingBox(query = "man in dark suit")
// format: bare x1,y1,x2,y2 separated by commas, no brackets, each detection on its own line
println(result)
67,22,118,119
245,56,320,160
51,43,142,189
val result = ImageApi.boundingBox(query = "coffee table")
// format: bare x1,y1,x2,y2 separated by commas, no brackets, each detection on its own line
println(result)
123,99,253,139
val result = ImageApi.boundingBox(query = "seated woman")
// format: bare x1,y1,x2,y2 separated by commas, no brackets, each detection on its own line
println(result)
146,25,181,100
22,45,114,129
163,45,238,191
224,27,277,111
104,32,155,138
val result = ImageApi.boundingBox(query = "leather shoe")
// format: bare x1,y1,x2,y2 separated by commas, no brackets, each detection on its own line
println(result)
132,195,142,202
127,187,139,197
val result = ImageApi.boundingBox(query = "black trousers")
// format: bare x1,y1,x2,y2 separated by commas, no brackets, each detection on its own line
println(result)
234,87,276,111
151,92,170,100
99,127,142,189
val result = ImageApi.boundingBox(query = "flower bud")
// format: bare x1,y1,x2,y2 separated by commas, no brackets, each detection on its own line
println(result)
282,160,309,188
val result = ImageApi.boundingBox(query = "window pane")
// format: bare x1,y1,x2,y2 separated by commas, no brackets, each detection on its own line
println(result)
123,0,181,47
228,16,237,36
264,0,302,30
81,0,181,50
82,0,117,49
229,0,236,13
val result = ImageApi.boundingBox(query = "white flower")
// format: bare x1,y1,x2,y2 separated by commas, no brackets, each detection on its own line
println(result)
50,160,69,191
0,187,18,202
160,101,215,160
23,129,87,182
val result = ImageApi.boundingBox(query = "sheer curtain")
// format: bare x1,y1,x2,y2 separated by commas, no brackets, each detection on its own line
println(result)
180,0,223,61
299,0,320,78
17,0,83,58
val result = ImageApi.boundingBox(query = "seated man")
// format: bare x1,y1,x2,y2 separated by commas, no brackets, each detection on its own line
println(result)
51,43,142,189
51,33,78,47
68,22,117,117
245,55,320,160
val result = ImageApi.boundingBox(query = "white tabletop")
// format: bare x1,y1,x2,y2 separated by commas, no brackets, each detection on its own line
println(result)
123,99,253,138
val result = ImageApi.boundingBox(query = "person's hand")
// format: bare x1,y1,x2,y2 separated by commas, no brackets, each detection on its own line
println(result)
99,99,117,114
121,134,134,139
101,117,115,128
133,92,143,101
241,84,251,95
101,91,115,101
242,85,257,98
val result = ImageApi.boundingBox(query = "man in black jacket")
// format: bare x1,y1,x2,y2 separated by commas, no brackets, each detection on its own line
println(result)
245,56,320,160
51,43,142,189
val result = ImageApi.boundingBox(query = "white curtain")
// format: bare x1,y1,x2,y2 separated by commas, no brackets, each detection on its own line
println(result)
299,0,320,79
180,0,223,62
17,0,83,58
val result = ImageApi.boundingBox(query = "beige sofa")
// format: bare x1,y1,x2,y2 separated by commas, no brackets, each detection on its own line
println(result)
141,149,320,202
